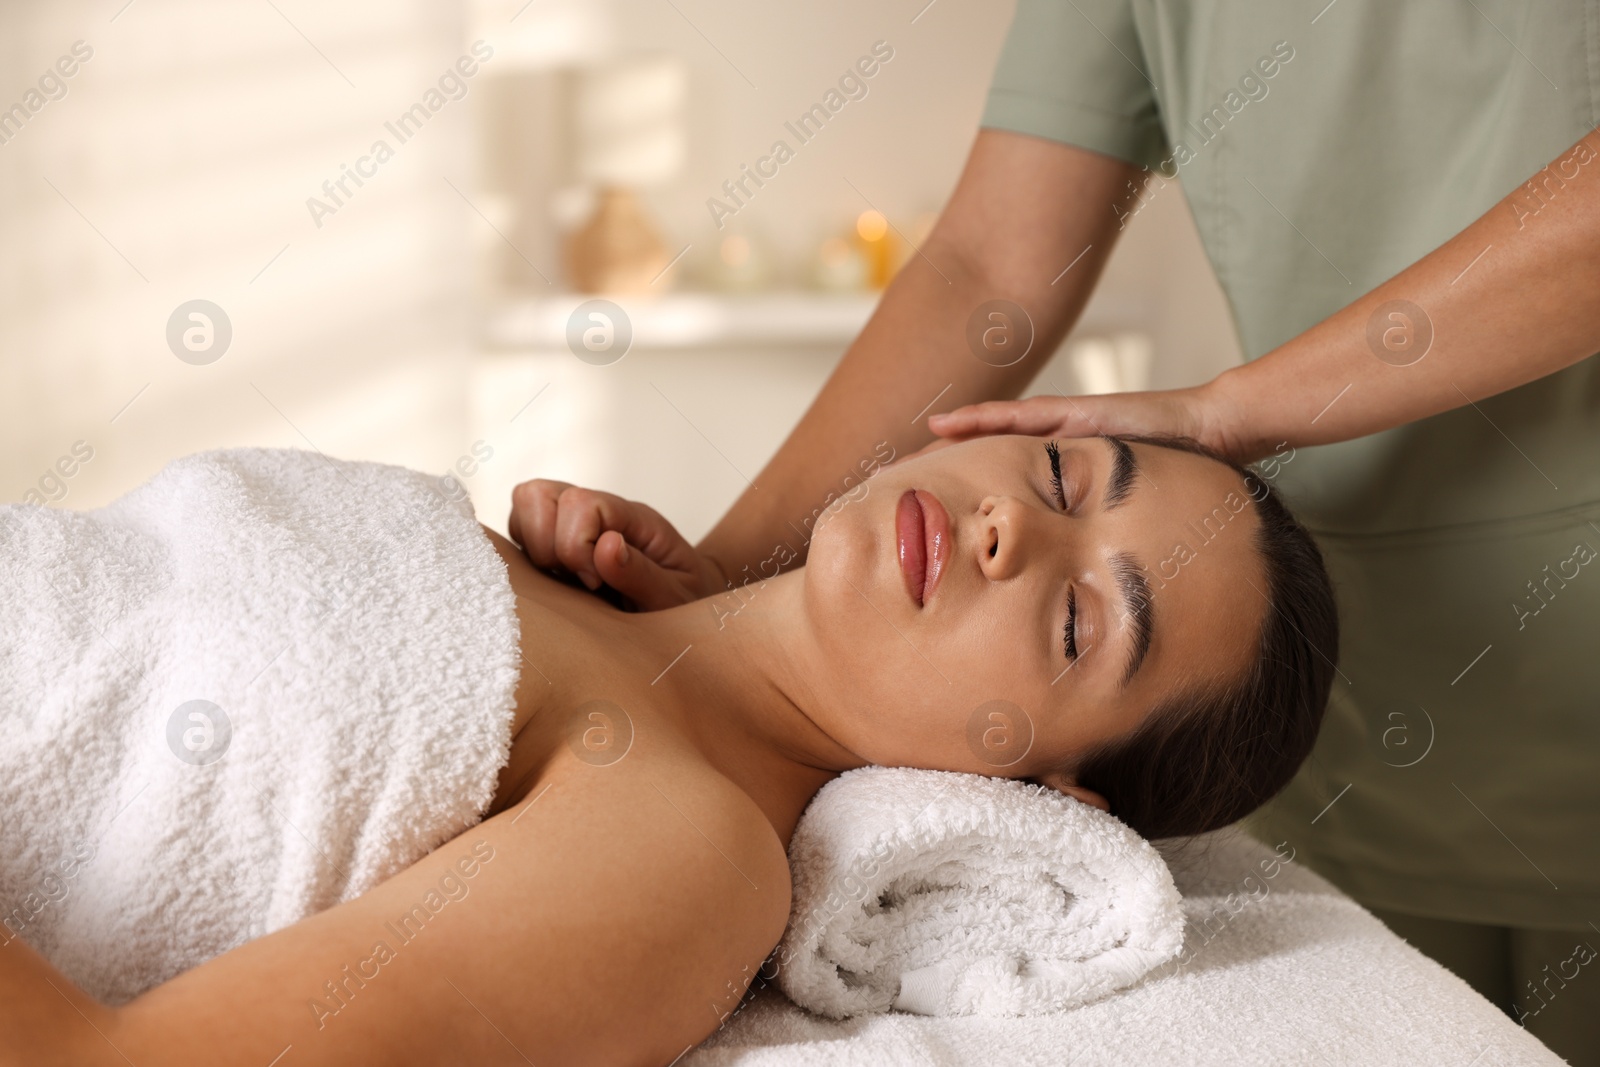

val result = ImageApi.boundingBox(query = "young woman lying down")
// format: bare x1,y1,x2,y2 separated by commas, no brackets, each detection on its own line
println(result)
0,433,1336,1066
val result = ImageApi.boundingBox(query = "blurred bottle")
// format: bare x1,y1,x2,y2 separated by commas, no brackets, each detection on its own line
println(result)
853,210,897,289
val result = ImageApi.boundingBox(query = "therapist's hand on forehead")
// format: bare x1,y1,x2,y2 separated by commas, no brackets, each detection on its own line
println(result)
928,386,1250,461
511,124,1600,612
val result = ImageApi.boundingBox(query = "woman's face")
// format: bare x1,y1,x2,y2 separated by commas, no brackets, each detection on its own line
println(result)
797,434,1267,797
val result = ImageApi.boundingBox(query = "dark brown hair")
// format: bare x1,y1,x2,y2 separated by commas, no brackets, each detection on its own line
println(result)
1067,435,1339,840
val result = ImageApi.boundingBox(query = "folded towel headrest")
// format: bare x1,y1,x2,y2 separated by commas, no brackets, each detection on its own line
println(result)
772,766,1185,1018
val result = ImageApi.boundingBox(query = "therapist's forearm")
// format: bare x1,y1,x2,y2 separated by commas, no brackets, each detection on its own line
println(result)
697,130,1138,584
696,244,1014,586
1207,128,1600,458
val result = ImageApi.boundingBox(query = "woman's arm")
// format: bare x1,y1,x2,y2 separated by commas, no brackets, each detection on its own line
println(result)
0,934,119,1066
932,128,1600,462
4,763,790,1067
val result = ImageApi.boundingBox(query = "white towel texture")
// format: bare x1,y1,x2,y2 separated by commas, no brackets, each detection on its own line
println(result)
775,767,1185,1018
0,448,520,1004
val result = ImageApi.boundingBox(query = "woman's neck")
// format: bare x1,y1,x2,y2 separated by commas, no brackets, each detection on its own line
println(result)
487,521,859,844
614,571,860,838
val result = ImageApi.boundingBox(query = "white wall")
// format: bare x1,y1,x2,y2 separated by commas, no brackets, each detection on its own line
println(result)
0,0,481,510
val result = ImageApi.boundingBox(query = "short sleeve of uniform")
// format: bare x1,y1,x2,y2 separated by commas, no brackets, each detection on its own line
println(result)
981,0,1167,169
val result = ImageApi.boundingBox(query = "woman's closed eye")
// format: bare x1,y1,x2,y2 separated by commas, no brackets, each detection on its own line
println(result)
1064,586,1079,660
1045,440,1068,510
1044,441,1081,662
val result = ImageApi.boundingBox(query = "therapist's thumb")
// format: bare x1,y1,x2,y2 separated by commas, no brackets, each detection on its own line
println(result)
592,529,696,611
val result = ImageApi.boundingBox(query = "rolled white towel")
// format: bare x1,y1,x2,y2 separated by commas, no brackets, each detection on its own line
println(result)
773,767,1184,1018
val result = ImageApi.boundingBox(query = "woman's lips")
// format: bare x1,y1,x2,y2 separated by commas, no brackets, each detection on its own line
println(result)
896,489,952,606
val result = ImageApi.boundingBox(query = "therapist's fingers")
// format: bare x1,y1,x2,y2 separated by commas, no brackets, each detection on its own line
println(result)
928,396,1102,439
549,487,711,601
928,389,1235,455
547,486,635,590
509,478,718,606
591,530,697,611
507,478,573,569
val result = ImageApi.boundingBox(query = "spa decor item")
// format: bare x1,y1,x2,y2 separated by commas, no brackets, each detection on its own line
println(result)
565,186,671,293
563,54,686,293
854,209,897,290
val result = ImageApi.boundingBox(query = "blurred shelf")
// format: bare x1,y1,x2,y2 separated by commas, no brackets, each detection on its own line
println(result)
480,289,1153,354
482,291,881,351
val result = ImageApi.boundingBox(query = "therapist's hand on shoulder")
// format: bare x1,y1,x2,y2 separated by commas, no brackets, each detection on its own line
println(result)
929,382,1262,464
507,479,728,610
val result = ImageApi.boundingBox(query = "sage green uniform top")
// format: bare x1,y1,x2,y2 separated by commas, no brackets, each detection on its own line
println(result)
983,0,1600,928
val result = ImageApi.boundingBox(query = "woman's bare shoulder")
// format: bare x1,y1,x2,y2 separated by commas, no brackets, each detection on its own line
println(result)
525,741,795,928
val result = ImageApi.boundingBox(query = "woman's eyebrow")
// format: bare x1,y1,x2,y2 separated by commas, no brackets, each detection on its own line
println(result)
1111,552,1155,687
1101,436,1139,509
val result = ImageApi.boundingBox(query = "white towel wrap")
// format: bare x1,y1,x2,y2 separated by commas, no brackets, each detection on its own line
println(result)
774,767,1185,1018
0,448,520,1004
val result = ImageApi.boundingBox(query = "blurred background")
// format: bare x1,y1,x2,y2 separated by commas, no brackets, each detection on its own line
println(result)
0,0,1245,541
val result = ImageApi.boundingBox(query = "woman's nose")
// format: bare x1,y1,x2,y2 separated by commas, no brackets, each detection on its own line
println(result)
976,495,1042,580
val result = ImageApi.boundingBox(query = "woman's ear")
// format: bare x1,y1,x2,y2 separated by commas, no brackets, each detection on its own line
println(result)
1033,769,1110,813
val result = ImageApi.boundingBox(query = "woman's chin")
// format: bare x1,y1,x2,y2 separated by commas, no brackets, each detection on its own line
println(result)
806,489,870,563
798,509,897,650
